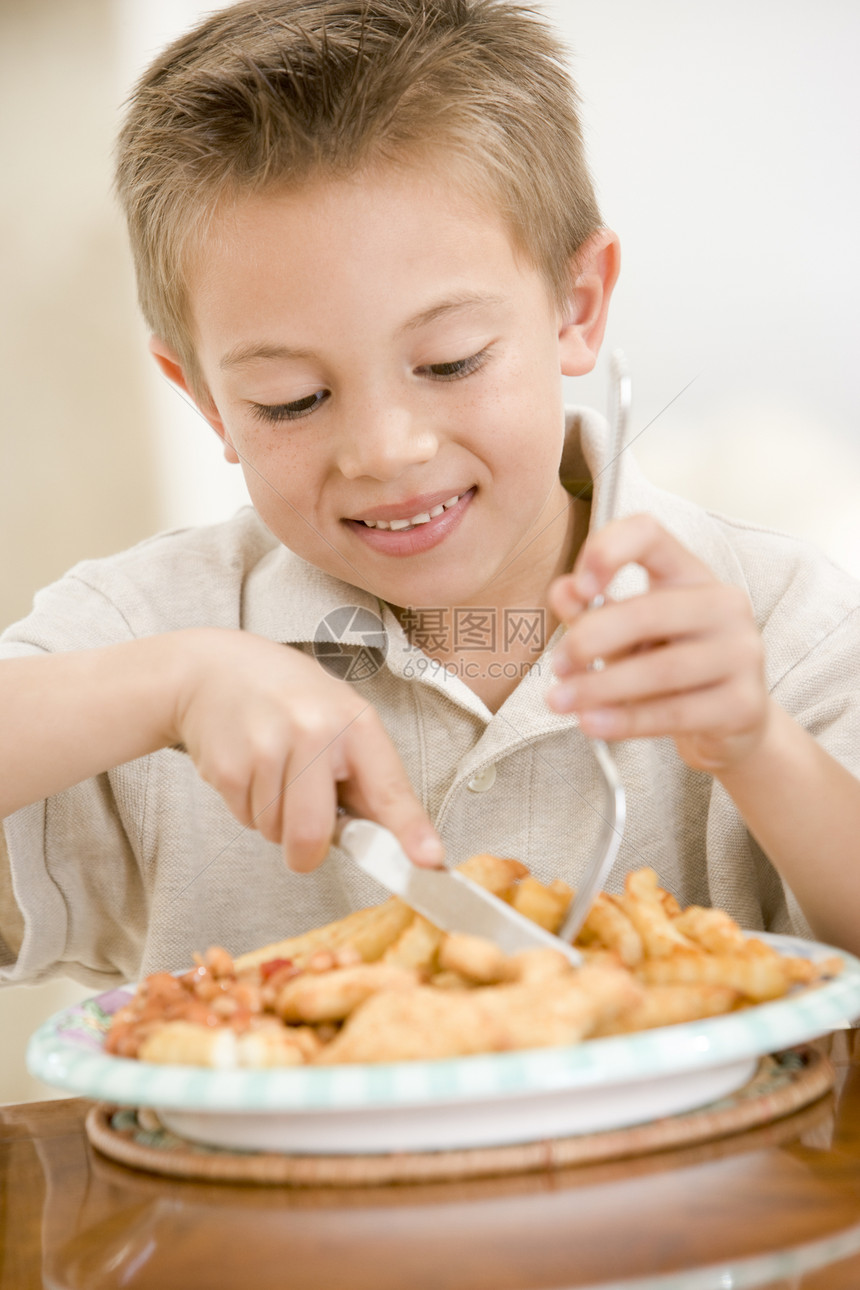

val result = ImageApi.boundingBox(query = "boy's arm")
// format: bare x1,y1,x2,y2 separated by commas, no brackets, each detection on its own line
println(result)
712,701,860,953
547,514,860,955
0,630,443,872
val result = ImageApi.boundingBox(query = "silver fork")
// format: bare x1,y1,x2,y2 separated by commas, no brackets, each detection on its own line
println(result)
557,351,631,943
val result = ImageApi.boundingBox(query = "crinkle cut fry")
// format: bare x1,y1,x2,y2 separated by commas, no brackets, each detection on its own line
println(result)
594,983,741,1036
234,897,413,971
618,869,697,958
637,950,791,1003
576,892,643,968
672,905,747,955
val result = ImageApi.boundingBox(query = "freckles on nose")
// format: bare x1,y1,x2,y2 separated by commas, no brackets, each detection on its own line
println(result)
337,422,439,479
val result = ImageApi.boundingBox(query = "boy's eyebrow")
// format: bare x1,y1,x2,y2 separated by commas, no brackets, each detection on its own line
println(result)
401,291,507,333
220,342,316,371
219,293,506,371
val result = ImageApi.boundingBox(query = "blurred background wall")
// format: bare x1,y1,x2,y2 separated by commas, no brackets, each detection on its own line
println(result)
1,0,858,1102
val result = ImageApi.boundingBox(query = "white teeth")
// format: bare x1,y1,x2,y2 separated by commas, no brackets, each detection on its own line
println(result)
360,492,464,531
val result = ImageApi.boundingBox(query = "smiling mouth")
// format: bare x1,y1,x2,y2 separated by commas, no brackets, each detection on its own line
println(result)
355,492,466,532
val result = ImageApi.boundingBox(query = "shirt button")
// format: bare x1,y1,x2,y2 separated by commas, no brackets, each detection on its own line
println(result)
466,764,496,793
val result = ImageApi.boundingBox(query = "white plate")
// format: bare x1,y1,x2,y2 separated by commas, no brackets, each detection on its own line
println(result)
26,933,860,1154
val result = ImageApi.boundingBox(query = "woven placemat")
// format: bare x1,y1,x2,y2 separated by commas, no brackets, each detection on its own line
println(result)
85,1045,832,1188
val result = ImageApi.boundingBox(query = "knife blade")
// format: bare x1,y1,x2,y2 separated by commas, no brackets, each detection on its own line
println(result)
337,818,582,966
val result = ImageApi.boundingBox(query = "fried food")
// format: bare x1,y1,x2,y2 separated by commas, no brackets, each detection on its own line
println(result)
618,868,697,958
234,897,413,972
455,853,528,897
274,963,420,1023
108,858,843,1069
672,905,747,955
382,915,444,972
594,983,740,1036
316,962,641,1064
576,892,644,968
137,1019,320,1067
508,876,572,932
637,950,789,1003
438,932,509,984
504,946,573,985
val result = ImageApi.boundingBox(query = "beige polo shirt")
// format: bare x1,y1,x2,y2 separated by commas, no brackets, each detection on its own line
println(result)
3,409,859,987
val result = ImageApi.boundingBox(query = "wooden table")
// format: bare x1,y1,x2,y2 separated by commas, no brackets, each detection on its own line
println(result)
3,1031,860,1290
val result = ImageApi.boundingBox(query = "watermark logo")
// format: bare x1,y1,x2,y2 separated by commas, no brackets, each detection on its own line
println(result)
313,606,388,682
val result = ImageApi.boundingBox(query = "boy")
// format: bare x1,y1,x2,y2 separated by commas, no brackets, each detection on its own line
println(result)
1,0,859,991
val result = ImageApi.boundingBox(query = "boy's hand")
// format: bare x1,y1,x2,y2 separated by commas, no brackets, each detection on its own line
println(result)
169,629,444,873
547,514,772,774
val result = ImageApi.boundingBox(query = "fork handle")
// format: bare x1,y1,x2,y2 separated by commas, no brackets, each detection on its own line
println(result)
558,738,627,943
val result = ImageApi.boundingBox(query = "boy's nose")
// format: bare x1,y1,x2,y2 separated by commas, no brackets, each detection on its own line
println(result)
336,402,439,481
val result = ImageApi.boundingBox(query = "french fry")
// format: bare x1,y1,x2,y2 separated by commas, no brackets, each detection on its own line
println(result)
620,869,697,958
234,897,413,972
576,893,644,968
637,950,789,1003
594,983,740,1036
440,938,573,987
503,946,573,985
672,905,747,955
382,914,444,972
438,932,509,984
429,970,472,990
456,853,529,897
275,963,420,1022
509,876,572,933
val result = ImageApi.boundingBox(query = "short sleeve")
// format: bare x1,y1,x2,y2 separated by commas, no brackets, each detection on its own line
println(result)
0,573,151,986
770,606,860,774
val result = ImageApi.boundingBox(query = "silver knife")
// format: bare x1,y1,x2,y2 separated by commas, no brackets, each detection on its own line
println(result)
337,817,582,967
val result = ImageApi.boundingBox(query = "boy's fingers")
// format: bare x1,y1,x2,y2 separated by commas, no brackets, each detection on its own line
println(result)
553,583,755,674
247,748,288,844
574,677,765,749
549,635,756,714
547,573,589,622
280,760,338,874
343,722,445,868
567,514,716,604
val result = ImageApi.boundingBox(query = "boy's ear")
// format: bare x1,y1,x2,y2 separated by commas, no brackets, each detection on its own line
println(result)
557,229,621,377
148,336,240,464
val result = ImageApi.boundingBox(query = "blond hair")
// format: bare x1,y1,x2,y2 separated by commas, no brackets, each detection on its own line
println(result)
116,0,602,393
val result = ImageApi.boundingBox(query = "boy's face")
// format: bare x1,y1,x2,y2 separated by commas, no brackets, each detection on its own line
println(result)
175,162,609,613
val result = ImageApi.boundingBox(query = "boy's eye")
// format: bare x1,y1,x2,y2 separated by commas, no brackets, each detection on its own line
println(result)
418,350,489,381
251,390,329,423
